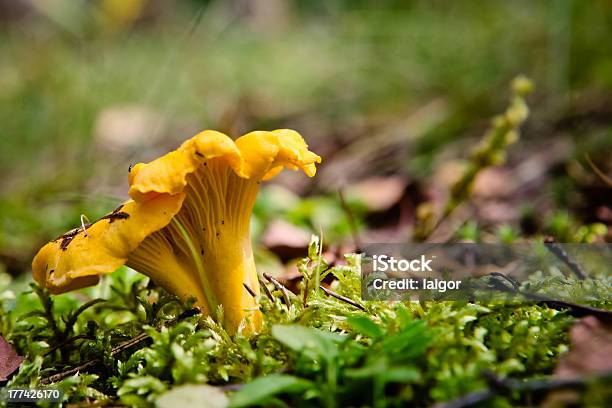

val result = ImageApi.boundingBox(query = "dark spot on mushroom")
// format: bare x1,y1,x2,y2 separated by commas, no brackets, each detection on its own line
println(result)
256,181,261,185
60,232,78,250
221,219,225,225
195,151,204,158
200,245,205,255
216,232,220,239
101,211,130,223
203,162,207,166
49,269,55,275
100,205,130,223
55,226,86,250
203,227,206,231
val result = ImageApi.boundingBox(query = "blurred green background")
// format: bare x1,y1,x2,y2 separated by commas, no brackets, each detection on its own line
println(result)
1,0,611,278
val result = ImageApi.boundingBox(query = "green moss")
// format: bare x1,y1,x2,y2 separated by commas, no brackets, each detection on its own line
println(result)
2,239,608,407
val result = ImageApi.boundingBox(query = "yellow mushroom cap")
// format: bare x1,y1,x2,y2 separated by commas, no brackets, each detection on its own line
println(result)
128,129,321,201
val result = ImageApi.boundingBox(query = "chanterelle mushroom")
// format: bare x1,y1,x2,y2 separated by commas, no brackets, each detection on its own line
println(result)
32,129,321,333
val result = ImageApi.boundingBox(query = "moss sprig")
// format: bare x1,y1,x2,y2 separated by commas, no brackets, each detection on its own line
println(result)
414,76,534,241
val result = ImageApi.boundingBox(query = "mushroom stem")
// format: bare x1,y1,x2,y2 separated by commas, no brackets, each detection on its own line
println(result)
127,160,262,333
184,161,261,332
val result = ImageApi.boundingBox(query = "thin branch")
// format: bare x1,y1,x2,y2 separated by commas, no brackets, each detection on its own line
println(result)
585,153,612,186
263,273,292,308
258,278,274,302
544,237,587,280
243,282,257,298
319,285,366,311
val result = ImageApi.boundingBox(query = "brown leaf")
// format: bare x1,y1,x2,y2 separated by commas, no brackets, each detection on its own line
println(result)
555,316,612,379
472,167,518,199
345,176,408,212
543,316,612,407
261,219,312,262
0,335,23,381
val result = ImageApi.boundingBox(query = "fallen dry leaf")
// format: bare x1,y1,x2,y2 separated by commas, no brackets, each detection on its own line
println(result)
261,219,312,262
0,334,23,381
555,316,612,379
476,201,519,224
472,167,518,199
345,176,408,212
543,316,612,407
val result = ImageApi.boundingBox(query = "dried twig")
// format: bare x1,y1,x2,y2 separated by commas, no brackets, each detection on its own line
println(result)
585,153,612,186
258,278,274,301
40,308,200,385
243,282,257,298
263,273,292,307
319,285,366,311
544,237,587,280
